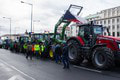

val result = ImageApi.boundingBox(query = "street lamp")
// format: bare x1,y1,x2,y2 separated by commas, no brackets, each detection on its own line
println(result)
21,1,33,33
3,17,11,39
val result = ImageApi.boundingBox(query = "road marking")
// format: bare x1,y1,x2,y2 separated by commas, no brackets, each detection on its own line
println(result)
0,62,13,72
73,65,102,73
8,75,26,80
0,59,36,80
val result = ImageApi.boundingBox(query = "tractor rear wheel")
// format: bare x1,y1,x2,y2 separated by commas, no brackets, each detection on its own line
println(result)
68,40,84,65
92,47,115,70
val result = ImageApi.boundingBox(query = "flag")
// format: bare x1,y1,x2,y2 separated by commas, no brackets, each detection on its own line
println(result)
63,10,87,24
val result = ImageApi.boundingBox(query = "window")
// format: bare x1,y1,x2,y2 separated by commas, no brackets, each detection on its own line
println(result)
96,21,99,24
104,13,106,17
104,32,106,36
117,18,119,23
112,25,115,30
79,27,84,36
104,20,106,24
112,19,115,23
104,11,107,17
108,26,110,29
117,8,119,15
108,19,110,24
93,26,103,35
117,25,119,29
100,21,102,24
108,10,111,17
112,8,115,16
117,32,120,37
113,32,115,36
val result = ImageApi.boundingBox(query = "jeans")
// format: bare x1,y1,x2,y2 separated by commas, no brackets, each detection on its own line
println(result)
62,56,69,68
26,51,32,60
35,51,39,58
55,54,61,63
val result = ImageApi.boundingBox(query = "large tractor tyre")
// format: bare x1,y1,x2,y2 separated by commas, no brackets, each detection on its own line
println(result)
92,47,115,70
68,40,84,65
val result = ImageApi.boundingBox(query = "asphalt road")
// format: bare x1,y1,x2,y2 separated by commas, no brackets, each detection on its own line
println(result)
0,49,120,80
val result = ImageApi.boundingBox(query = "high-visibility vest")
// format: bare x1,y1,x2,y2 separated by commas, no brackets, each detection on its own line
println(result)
41,45,45,52
34,44,40,51
23,43,27,49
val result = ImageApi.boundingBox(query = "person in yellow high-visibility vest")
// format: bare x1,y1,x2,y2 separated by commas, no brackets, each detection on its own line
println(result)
40,43,45,58
23,43,27,53
34,42,40,58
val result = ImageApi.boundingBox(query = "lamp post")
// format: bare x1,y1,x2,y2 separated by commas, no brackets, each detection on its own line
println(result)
21,1,33,33
3,17,11,39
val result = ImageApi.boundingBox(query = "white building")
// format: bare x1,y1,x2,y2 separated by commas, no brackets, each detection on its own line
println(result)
57,26,71,37
1,34,20,40
86,6,120,37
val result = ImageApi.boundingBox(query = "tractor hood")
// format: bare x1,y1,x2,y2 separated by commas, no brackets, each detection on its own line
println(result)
98,35,120,41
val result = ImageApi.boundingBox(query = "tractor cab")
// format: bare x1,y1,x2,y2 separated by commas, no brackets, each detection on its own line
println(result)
31,33,44,43
78,23,103,46
77,24,104,46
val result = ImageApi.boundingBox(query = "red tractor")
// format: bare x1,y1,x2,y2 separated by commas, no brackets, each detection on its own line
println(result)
67,22,120,69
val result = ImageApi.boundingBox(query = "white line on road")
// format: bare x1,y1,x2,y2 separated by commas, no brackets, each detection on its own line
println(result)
0,59,36,80
0,63,13,72
8,75,26,80
73,65,102,73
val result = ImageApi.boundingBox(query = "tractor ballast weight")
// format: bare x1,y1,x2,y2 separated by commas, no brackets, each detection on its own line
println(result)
67,22,120,70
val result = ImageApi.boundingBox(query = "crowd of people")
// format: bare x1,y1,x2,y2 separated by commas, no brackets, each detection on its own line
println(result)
25,41,70,69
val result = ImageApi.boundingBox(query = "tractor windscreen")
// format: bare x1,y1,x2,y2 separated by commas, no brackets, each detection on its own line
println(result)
49,34,60,39
20,37,29,42
35,35,43,39
93,26,103,35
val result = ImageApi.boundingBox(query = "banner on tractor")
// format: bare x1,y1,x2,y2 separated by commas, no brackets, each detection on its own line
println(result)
63,10,87,24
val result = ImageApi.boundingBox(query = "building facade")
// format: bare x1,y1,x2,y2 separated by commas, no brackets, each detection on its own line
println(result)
86,6,120,37
57,26,71,37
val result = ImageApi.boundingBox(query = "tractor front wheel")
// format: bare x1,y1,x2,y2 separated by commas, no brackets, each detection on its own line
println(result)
68,40,84,65
49,48,54,59
92,47,115,70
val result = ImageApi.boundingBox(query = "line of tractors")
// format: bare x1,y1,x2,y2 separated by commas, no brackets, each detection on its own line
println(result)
1,4,120,70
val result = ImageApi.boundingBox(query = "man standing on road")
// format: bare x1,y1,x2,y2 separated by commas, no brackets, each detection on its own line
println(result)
55,43,62,63
62,42,70,69
34,42,40,59
26,42,33,60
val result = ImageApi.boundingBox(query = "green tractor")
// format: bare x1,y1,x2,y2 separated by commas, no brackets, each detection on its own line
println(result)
47,4,83,59
16,35,29,53
44,33,61,58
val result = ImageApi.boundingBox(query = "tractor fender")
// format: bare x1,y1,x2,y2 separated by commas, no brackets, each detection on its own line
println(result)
87,43,107,60
91,43,107,52
67,37,84,46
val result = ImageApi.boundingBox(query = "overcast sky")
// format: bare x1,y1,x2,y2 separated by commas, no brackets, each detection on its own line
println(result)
0,0,120,35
